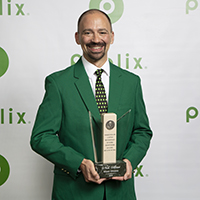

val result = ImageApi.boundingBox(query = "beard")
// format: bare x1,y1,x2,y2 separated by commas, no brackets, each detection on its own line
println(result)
86,41,106,62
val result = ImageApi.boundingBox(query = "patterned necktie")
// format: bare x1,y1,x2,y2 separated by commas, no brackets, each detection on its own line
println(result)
95,69,108,114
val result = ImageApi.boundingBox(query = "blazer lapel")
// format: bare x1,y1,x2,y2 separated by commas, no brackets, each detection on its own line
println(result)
73,58,101,122
73,59,124,121
108,62,124,115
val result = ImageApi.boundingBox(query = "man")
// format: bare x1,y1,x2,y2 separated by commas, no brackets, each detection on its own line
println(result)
30,9,152,200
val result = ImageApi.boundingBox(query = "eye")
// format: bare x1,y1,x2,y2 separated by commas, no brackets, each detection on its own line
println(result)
83,31,92,35
100,31,107,35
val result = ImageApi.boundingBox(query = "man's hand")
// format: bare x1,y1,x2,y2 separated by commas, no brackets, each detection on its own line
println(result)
80,158,107,184
111,158,133,181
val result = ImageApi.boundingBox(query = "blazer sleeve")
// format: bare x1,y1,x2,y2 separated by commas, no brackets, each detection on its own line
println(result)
123,77,153,170
30,75,85,180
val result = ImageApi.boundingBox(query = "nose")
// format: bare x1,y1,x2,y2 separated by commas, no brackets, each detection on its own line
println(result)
92,32,101,43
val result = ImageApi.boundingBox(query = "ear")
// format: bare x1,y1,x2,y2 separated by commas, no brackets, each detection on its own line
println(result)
111,31,114,44
75,32,80,45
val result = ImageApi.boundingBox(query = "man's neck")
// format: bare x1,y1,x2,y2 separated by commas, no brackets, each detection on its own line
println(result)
83,55,107,68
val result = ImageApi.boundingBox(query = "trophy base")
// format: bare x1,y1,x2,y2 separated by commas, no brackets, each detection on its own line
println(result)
95,160,126,178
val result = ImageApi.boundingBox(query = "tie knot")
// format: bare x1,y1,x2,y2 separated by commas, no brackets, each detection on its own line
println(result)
95,69,104,77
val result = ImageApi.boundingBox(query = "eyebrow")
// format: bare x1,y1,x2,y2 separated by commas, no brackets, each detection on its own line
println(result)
98,28,109,33
82,28,110,34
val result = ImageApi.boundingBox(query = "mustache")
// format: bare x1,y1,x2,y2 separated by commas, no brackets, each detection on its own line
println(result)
86,41,106,47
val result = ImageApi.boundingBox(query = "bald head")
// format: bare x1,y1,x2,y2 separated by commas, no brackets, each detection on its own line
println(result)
77,9,112,33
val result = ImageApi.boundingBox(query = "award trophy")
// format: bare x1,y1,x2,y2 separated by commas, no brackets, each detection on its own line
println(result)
89,111,130,178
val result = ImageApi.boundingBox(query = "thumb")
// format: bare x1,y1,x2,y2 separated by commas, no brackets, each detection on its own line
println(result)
90,166,100,180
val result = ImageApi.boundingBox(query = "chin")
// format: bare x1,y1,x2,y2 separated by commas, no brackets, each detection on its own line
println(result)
89,53,105,61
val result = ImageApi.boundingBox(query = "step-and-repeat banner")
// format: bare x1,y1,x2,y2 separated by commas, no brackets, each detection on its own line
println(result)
1,0,200,199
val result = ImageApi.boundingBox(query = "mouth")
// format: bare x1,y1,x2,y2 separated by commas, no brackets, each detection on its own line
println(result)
87,43,105,53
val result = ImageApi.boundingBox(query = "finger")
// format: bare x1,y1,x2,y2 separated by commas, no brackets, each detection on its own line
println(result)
124,172,131,180
95,178,107,184
89,166,100,180
85,179,90,183
111,176,124,181
124,167,132,180
123,159,132,180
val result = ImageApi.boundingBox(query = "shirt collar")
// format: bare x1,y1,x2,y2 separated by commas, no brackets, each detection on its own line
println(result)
82,56,110,78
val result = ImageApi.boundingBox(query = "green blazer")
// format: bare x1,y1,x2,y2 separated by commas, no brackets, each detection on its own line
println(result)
30,58,152,200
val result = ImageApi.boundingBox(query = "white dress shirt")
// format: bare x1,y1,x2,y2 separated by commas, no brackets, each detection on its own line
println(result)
82,56,110,102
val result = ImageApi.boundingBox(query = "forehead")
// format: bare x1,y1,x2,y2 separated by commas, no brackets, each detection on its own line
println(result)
79,12,111,31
